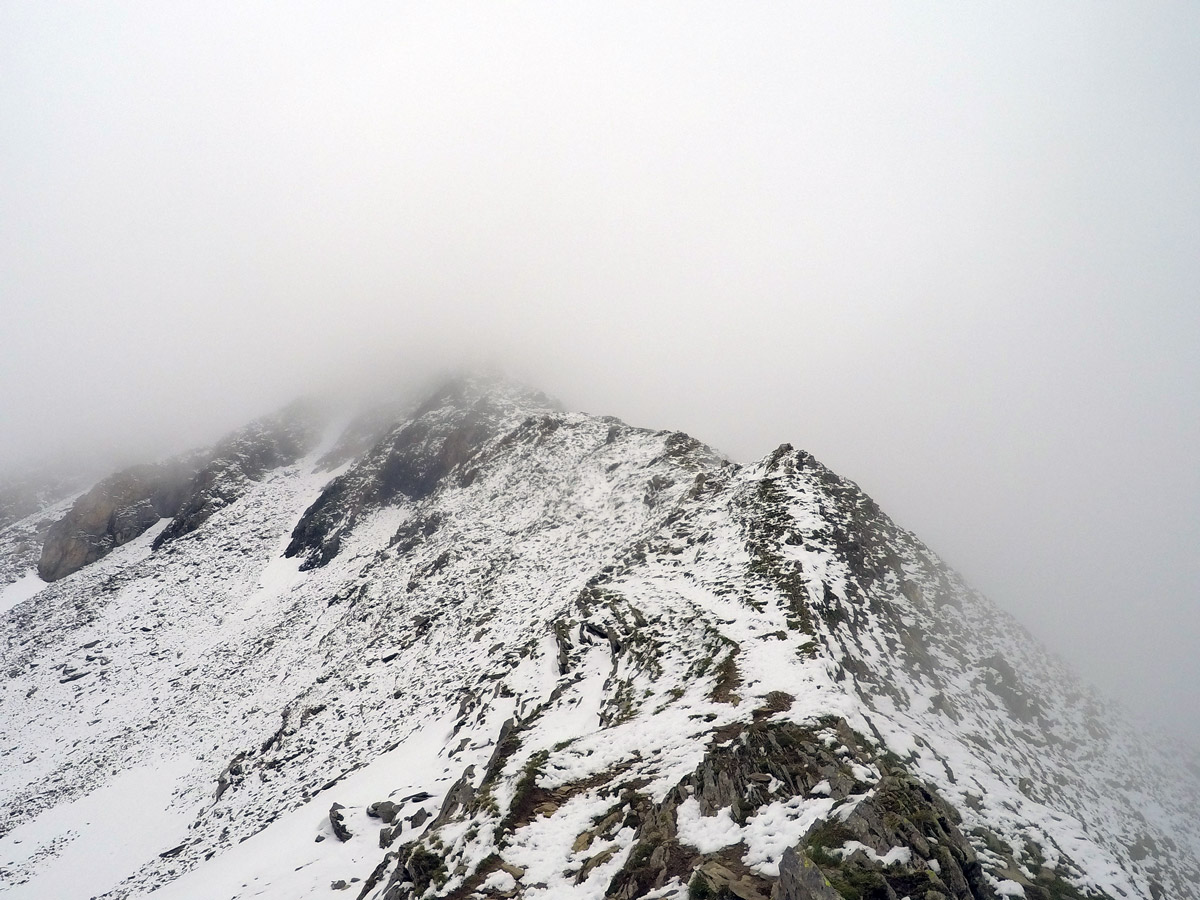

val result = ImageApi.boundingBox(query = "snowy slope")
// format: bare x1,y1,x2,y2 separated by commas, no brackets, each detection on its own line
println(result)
1,377,1196,900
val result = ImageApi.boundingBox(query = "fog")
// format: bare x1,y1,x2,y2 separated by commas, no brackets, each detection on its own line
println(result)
2,3,1197,742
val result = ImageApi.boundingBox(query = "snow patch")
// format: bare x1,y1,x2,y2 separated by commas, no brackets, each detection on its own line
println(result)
0,570,44,615
831,841,913,867
742,796,837,876
675,797,742,853
0,756,194,900
141,716,457,900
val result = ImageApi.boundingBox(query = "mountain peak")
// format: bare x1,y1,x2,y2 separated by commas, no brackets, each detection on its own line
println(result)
410,371,563,420
1,381,1197,900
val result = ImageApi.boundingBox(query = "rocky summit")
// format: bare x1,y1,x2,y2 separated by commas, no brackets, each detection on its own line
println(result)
1,376,1197,900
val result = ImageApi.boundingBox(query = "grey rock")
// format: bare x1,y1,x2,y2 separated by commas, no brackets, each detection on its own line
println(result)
38,460,195,581
329,803,352,842
774,847,842,900
367,800,401,824
425,765,474,832
153,400,324,550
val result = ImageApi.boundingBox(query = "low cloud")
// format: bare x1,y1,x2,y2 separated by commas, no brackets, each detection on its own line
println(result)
2,2,1198,742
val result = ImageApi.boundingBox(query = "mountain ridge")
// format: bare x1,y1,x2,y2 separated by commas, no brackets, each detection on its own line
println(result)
1,376,1196,900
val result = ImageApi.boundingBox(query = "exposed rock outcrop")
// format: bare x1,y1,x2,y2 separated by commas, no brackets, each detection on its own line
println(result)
330,803,353,842
35,399,325,581
382,715,1107,900
368,801,402,824
36,460,195,581
152,400,325,549
603,717,1012,900
285,377,560,569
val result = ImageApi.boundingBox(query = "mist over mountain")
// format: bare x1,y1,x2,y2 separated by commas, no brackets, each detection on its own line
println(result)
3,3,1198,748
2,5,1199,897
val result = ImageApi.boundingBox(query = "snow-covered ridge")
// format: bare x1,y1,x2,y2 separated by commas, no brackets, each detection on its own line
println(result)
1,377,1196,900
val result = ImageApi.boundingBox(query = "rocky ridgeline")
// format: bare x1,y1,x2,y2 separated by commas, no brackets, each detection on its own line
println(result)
336,424,1194,900
378,712,1093,900
1,376,1197,900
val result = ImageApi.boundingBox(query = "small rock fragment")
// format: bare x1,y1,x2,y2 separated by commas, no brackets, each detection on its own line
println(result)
329,803,352,842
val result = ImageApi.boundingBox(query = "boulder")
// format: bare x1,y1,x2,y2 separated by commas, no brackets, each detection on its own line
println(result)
774,847,842,900
366,800,401,824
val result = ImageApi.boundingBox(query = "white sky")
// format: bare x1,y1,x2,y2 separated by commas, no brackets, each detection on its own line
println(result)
2,2,1198,741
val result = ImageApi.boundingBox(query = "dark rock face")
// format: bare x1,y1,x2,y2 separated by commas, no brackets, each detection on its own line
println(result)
314,399,412,473
286,377,559,569
367,800,402,825
35,401,325,582
603,716,1008,900
153,400,325,550
37,461,195,582
776,847,843,900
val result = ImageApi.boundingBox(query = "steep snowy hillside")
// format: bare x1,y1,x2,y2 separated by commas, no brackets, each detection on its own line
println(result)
1,377,1197,900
